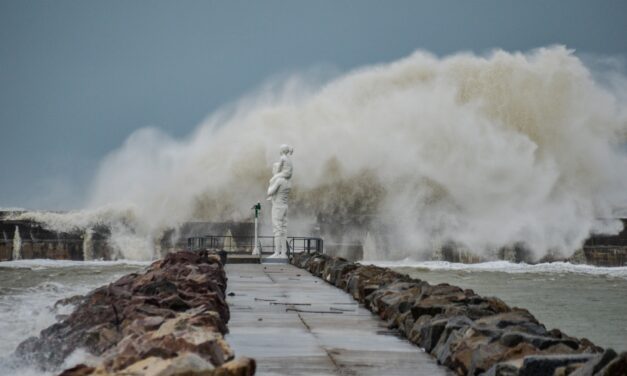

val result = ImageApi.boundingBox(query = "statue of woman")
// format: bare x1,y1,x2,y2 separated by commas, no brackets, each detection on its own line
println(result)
267,145,293,258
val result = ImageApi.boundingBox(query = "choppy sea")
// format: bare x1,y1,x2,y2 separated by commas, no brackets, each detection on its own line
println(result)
0,259,625,375
0,260,149,376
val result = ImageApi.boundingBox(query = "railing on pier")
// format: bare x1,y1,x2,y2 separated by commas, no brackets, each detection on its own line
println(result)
187,235,323,256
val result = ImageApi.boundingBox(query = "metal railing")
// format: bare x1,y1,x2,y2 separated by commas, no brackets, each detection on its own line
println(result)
187,235,323,256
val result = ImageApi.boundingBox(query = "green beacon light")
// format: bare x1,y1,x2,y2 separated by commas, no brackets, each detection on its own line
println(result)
253,202,261,219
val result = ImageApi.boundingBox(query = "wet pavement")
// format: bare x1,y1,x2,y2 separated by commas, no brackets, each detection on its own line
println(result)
225,263,452,376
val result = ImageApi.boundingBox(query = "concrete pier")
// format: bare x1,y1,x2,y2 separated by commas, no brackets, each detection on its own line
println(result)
225,263,452,375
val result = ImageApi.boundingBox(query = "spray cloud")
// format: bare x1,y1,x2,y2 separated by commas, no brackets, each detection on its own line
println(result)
18,46,627,260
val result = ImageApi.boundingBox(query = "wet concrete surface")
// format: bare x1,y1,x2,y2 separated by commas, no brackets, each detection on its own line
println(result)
225,263,452,376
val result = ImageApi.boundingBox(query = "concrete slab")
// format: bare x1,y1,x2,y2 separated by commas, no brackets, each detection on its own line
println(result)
225,264,452,376
226,254,261,264
261,257,289,264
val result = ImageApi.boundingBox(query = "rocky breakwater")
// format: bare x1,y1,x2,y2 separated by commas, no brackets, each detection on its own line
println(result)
291,253,627,376
16,250,256,376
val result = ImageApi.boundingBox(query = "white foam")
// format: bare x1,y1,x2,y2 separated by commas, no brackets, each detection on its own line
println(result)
0,259,151,269
0,282,86,375
0,263,146,376
11,46,627,261
364,260,627,279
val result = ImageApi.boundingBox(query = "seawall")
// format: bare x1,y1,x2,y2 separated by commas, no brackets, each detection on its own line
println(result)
0,219,112,261
0,214,255,261
1,213,626,267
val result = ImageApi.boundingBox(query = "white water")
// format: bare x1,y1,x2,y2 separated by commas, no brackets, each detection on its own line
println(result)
0,260,148,376
365,260,627,280
12,226,21,261
13,46,627,261
82,229,94,261
0,259,151,269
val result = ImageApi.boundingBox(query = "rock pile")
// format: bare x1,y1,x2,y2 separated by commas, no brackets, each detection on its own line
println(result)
291,252,626,376
17,250,255,376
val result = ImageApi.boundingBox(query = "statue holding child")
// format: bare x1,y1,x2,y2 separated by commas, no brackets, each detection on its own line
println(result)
266,144,294,258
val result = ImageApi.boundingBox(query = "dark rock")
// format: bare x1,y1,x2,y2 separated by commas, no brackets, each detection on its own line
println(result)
307,255,329,277
579,337,605,354
126,316,165,334
135,277,178,295
134,304,177,318
160,294,192,311
481,362,521,376
595,351,627,376
218,249,228,265
18,250,251,375
215,356,257,376
54,295,87,309
434,328,465,367
466,299,513,320
367,281,423,315
569,348,618,376
332,263,360,288
391,310,413,335
475,309,538,330
519,354,596,376
409,316,447,352
466,341,511,375
544,343,579,355
411,301,447,319
501,342,542,361
500,332,579,350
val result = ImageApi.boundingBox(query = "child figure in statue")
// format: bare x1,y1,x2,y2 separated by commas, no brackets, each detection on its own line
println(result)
268,144,293,188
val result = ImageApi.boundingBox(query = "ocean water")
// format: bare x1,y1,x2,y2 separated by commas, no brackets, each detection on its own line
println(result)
366,260,627,352
0,260,149,376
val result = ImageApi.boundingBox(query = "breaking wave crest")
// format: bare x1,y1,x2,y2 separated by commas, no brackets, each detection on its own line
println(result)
365,260,627,280
15,46,627,260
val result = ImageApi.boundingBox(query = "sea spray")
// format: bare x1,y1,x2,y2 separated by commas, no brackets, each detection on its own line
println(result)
0,260,148,376
82,229,93,261
14,46,627,261
13,206,151,260
362,231,377,261
12,226,21,261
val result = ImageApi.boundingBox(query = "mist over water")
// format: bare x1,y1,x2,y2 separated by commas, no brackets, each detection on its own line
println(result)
16,46,627,260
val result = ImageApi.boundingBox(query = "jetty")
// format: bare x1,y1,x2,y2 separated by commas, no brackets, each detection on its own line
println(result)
12,249,627,375
225,263,451,375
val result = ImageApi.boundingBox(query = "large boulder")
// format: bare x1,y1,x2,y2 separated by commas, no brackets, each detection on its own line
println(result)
518,354,596,376
595,351,627,376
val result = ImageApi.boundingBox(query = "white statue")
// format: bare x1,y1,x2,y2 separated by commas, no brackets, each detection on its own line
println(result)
267,144,293,258
269,144,293,184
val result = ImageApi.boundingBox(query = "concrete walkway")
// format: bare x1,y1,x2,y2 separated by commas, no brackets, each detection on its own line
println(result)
225,263,452,376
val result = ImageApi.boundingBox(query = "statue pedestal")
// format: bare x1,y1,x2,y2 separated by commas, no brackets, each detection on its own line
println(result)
262,257,288,264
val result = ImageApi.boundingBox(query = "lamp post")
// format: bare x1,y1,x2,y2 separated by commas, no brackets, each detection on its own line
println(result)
252,202,261,256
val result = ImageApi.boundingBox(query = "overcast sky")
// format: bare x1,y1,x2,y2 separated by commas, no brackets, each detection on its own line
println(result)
1,0,626,210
